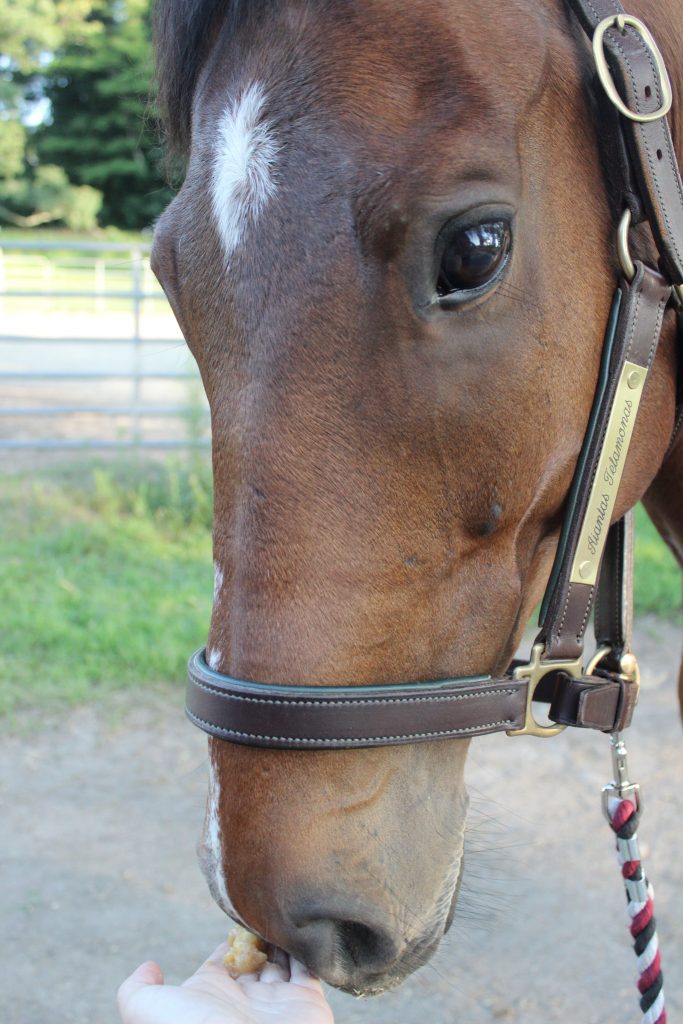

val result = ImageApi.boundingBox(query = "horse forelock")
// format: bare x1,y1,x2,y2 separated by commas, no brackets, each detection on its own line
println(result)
154,0,278,159
154,1,458,157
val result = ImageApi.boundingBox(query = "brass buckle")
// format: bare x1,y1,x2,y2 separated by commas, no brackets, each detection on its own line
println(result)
506,643,581,738
593,14,673,124
508,643,642,740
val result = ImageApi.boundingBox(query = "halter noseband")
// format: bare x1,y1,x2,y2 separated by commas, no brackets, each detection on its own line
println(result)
186,0,683,750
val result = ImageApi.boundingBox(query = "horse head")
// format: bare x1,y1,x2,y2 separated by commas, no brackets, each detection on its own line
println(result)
151,0,679,995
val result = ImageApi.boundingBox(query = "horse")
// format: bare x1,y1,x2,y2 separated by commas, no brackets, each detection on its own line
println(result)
151,0,683,997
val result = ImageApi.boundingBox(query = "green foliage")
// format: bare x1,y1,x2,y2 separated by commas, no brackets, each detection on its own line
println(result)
0,0,171,230
61,181,103,230
0,162,102,228
37,0,172,229
0,118,26,178
0,0,97,74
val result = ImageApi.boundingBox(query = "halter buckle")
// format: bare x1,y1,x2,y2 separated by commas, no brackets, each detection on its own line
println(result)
593,14,673,124
506,643,581,738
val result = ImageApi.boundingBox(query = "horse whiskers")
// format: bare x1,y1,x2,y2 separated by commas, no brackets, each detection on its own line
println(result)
467,784,535,825
353,817,461,947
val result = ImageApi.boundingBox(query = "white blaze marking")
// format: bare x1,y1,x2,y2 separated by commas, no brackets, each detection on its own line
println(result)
212,81,279,258
204,752,239,919
213,561,224,602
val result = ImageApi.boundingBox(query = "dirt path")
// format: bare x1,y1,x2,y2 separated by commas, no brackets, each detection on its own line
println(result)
2,616,682,1024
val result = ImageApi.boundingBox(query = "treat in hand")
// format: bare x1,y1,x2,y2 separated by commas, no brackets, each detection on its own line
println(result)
222,925,268,978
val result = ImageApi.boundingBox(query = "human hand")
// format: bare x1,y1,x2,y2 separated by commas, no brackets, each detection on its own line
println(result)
117,942,335,1024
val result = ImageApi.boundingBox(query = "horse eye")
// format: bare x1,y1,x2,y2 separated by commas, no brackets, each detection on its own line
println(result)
436,219,511,302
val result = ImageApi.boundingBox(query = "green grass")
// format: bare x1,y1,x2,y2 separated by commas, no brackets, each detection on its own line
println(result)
0,459,213,715
0,461,680,715
634,503,682,619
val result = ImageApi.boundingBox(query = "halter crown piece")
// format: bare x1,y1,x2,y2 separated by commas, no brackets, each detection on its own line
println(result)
185,2,681,1020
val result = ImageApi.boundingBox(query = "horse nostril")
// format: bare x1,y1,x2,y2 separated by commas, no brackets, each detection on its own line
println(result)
333,918,399,970
288,906,402,983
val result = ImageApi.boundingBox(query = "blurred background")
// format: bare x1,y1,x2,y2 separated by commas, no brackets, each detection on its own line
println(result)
1,0,213,715
1,4,682,1023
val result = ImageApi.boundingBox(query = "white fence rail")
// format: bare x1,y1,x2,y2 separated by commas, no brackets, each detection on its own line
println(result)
0,238,209,450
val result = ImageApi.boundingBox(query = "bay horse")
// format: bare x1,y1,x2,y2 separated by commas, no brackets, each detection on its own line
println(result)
151,0,683,997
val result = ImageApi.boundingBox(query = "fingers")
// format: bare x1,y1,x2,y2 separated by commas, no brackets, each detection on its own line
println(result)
289,957,324,992
240,960,289,985
182,940,321,997
117,961,164,1018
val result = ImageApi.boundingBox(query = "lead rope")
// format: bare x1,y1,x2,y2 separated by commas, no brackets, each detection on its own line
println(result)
603,733,666,1024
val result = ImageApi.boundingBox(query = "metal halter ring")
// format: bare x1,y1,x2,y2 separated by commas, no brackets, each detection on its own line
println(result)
593,14,673,124
617,208,636,282
586,644,641,693
617,208,683,302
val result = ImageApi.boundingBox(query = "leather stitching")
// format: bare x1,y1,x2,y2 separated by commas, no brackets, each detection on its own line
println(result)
624,282,665,368
186,709,515,743
555,582,573,642
624,281,643,362
584,0,622,24
614,520,623,645
643,296,667,370
594,568,603,639
576,585,594,642
612,38,683,271
189,676,518,707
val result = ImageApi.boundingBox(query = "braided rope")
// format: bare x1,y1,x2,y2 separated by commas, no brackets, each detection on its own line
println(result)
606,795,666,1024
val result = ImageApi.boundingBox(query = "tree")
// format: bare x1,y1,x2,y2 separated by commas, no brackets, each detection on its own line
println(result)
0,118,26,179
0,0,103,228
0,163,102,229
0,0,169,231
36,0,172,229
0,0,98,127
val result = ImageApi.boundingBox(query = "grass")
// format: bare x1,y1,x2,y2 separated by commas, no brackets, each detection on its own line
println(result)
0,460,680,715
634,503,683,620
0,458,213,715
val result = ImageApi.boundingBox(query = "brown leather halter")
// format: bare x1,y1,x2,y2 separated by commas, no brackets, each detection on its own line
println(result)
186,0,683,750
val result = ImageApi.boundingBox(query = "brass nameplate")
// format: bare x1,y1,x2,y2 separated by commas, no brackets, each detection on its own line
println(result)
569,360,645,587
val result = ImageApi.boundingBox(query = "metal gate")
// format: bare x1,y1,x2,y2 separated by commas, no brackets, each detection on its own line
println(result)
0,238,209,450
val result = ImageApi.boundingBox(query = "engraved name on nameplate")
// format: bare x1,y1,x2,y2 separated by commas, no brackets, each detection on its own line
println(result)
569,360,645,587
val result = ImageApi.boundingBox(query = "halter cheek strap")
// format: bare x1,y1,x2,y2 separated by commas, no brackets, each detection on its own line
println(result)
185,0,682,750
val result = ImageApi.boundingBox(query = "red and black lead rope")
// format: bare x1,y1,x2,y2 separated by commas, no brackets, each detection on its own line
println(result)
607,796,666,1024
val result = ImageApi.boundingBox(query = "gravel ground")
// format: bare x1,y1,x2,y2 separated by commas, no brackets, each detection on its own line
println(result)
2,616,682,1024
